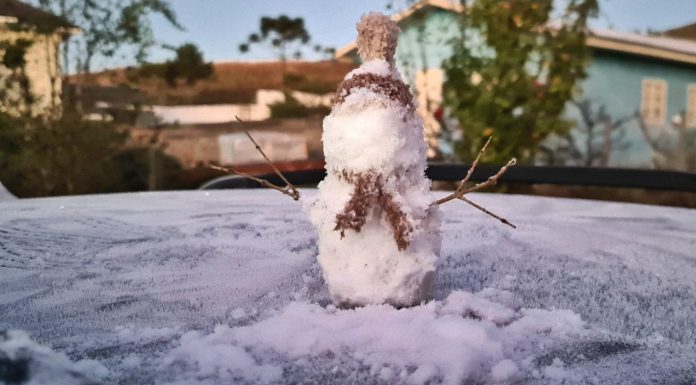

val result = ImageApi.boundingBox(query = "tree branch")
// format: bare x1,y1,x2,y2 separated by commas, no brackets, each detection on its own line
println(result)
234,116,300,199
208,117,301,200
461,157,517,194
433,137,517,229
459,196,516,228
209,165,300,201
435,136,492,205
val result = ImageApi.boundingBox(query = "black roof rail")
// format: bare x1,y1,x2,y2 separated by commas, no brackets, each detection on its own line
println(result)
200,164,696,192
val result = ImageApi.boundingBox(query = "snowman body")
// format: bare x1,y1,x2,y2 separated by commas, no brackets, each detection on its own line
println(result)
308,57,441,307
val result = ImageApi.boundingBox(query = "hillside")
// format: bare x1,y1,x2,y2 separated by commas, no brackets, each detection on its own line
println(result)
69,61,357,105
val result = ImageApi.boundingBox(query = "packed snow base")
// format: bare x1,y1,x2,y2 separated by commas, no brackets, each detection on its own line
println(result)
1,190,696,384
166,290,584,385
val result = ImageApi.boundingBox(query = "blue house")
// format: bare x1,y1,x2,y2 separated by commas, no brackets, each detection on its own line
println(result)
335,0,696,171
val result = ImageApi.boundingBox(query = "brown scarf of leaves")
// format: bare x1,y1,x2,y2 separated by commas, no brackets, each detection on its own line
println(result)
334,170,413,251
333,73,414,112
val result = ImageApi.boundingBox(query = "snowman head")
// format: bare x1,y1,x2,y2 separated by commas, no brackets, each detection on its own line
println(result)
356,12,400,65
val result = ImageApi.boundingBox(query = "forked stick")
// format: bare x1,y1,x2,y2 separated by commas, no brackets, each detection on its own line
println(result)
235,116,300,199
433,137,516,228
208,117,301,201
436,136,492,205
209,164,299,200
461,157,517,195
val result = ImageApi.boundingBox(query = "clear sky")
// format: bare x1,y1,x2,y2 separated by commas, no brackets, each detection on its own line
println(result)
119,0,696,68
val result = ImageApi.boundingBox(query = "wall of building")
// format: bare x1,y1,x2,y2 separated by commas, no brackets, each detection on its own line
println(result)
151,89,334,125
131,118,324,168
579,50,696,168
391,7,696,170
0,26,62,115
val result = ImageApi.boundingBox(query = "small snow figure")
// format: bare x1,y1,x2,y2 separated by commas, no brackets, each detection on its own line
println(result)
212,13,516,309
308,13,440,307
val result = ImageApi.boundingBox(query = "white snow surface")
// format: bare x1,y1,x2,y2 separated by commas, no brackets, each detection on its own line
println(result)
1,190,696,384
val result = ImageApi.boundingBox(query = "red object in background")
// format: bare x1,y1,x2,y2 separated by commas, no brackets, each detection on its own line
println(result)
433,107,444,123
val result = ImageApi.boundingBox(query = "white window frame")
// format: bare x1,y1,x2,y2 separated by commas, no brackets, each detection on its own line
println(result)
686,84,696,129
640,78,668,127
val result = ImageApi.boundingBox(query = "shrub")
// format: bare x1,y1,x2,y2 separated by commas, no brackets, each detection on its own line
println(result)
269,93,330,119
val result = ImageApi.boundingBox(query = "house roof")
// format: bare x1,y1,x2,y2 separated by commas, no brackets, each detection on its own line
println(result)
335,0,696,66
587,28,696,65
0,0,74,32
663,22,696,41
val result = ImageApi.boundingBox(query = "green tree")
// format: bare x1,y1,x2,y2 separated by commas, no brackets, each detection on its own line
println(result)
0,113,125,197
35,0,182,111
238,15,334,79
239,16,310,62
163,43,213,86
37,0,181,73
443,0,598,164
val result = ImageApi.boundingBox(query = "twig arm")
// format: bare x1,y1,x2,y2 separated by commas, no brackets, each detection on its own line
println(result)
459,196,516,229
462,157,517,194
235,116,300,199
432,136,517,229
435,136,492,205
209,165,300,200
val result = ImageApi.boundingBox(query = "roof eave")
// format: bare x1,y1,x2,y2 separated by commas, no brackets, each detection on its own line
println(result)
588,35,696,65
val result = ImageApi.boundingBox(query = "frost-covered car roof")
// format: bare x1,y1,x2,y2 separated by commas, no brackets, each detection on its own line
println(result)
0,190,695,384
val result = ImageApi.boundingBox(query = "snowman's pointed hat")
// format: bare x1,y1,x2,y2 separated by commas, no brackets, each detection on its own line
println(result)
356,12,400,65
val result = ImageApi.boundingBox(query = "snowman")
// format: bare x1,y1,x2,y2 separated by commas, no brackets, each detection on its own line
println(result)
216,12,515,308
307,13,441,308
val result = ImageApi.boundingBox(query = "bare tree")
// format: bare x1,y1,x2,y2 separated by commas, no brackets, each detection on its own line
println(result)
637,110,696,171
540,99,631,167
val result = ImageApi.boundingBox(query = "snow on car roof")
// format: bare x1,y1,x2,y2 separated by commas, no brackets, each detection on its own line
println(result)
1,190,695,384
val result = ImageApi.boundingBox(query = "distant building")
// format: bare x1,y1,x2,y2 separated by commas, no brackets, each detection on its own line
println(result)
336,0,696,171
0,0,75,116
664,22,696,42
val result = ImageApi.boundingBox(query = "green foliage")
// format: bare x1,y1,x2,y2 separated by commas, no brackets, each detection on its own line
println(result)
238,15,332,65
239,15,310,60
269,93,330,119
0,39,35,113
0,113,183,197
37,0,182,73
443,0,598,163
0,39,33,70
283,73,336,94
136,43,213,87
112,147,183,191
0,113,124,196
165,43,213,86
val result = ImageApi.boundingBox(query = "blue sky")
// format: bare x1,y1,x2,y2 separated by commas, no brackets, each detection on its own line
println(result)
126,0,696,67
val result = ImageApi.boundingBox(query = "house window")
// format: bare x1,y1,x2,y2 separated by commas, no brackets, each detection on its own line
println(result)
641,79,667,127
686,84,696,128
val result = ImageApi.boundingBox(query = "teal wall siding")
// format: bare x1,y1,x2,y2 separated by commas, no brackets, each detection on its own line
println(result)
578,51,696,167
387,7,696,169
395,9,460,82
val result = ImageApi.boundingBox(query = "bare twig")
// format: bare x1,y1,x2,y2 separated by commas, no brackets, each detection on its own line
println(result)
209,165,299,200
235,115,300,199
461,157,517,194
433,137,517,229
459,196,516,229
435,136,492,205
208,117,301,200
